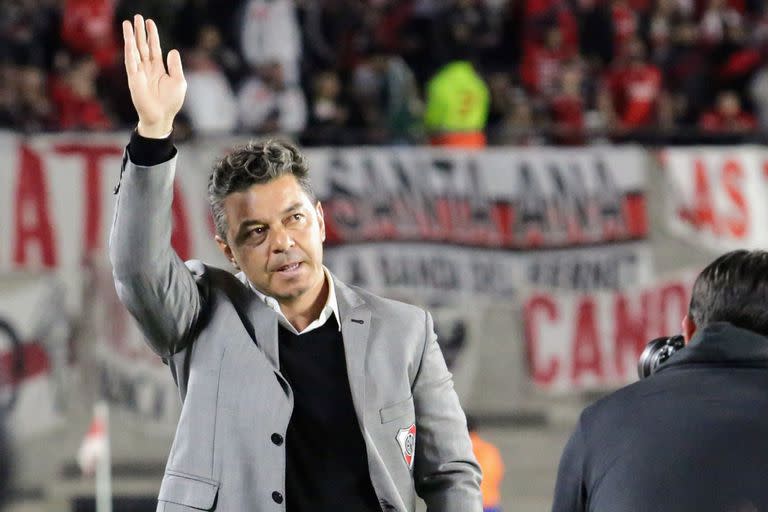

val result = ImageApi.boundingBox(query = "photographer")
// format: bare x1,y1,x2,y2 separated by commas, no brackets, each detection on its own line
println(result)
552,249,768,512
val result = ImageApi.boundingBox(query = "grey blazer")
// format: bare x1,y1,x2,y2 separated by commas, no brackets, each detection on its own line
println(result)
109,153,482,512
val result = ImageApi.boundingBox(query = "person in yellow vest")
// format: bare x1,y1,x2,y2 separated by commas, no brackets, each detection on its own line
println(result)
467,415,505,512
424,58,490,148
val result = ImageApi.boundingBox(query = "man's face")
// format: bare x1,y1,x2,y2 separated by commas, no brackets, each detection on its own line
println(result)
216,174,326,305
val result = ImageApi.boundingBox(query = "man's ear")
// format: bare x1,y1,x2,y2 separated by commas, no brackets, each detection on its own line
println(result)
682,314,696,344
316,201,326,242
215,235,239,270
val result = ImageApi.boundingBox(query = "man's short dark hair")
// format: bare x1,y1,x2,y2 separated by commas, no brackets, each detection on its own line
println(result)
208,139,316,240
688,250,768,336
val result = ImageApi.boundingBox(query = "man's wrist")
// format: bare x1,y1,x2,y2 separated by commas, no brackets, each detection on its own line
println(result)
137,120,174,139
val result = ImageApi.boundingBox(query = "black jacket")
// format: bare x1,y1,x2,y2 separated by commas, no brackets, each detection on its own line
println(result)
552,323,768,512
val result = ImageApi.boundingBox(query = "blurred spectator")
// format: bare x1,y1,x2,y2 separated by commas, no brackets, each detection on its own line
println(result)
115,0,183,50
522,0,579,55
172,0,243,52
611,0,640,58
549,63,587,145
700,0,743,46
423,8,490,148
0,63,15,128
579,0,614,68
521,25,574,98
194,24,245,88
663,21,709,125
0,0,60,70
436,0,494,63
240,0,302,84
237,62,307,136
698,90,757,131
298,0,368,74
467,416,505,512
394,0,446,85
483,1,525,72
486,71,515,138
181,28,239,135
371,0,419,56
749,62,768,130
424,57,490,147
601,39,665,132
752,9,768,44
305,70,350,145
350,48,423,144
487,77,549,145
646,0,686,64
712,23,762,93
494,87,545,145
16,65,54,132
60,0,118,70
50,55,112,131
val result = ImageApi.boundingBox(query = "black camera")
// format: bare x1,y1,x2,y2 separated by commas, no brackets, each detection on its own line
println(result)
637,335,686,379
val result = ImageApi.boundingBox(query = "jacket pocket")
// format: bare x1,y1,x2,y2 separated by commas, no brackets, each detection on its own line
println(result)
158,470,219,510
379,395,414,424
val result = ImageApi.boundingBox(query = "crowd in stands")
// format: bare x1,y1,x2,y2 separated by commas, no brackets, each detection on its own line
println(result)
2,0,768,146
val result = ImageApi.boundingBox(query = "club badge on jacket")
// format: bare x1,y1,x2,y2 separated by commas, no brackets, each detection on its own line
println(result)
396,424,416,470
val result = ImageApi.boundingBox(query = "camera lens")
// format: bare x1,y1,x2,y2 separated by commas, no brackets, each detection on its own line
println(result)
637,335,685,379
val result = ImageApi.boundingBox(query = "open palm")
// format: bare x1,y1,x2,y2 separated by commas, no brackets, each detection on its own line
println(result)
123,15,186,138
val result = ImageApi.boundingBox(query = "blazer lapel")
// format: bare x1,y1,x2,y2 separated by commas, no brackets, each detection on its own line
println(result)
235,271,281,369
335,277,371,427
249,300,280,370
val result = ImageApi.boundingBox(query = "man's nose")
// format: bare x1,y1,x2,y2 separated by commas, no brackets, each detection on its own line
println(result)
270,226,295,252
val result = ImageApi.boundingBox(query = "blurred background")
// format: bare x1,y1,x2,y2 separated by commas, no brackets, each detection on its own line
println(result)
0,0,765,510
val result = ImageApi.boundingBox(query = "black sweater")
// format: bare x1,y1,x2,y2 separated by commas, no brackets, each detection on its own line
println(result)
278,317,381,511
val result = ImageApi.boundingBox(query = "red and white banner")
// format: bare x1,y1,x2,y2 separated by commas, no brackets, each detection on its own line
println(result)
309,147,649,249
310,146,652,300
0,275,69,437
523,272,696,393
0,135,652,299
0,133,226,272
661,147,768,251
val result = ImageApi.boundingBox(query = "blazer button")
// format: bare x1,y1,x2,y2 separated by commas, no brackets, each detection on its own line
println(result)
272,491,283,504
271,433,284,446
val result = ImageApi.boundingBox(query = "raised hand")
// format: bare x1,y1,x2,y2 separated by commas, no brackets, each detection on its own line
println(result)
123,15,186,138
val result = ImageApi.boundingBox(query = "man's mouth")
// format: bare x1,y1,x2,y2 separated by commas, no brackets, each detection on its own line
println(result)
275,262,302,273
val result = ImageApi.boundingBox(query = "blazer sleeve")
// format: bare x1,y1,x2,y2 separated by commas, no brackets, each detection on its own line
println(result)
551,416,588,512
412,310,483,512
109,149,203,358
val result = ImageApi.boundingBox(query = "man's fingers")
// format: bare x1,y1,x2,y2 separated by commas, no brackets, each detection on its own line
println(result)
146,19,163,63
123,20,139,74
167,49,185,81
134,14,150,63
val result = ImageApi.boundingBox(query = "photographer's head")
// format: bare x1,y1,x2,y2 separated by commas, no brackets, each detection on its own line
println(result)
684,250,768,342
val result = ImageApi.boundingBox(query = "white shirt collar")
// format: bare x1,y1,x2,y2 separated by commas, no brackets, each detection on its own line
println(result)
248,266,341,335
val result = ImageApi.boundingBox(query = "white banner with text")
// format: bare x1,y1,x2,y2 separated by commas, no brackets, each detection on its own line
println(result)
522,272,696,393
0,135,653,300
661,146,768,251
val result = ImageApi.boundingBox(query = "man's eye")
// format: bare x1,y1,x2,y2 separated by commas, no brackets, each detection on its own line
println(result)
292,214,305,221
250,227,266,236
